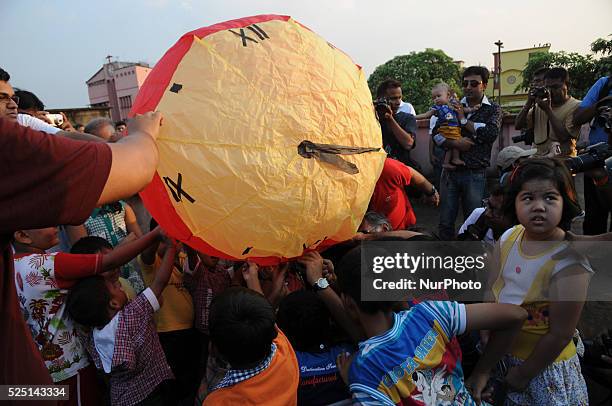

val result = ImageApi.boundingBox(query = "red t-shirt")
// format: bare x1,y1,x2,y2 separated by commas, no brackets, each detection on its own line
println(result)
369,158,416,230
0,118,112,395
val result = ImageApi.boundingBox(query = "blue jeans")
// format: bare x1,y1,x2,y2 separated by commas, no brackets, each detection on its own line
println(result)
438,168,486,240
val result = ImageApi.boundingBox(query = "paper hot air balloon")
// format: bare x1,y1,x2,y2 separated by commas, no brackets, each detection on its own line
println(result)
131,14,386,264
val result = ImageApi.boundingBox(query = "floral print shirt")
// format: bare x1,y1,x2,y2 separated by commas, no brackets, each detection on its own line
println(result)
14,252,102,382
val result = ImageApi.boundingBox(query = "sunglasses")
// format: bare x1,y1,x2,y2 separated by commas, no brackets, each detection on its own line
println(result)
462,80,482,88
0,93,19,104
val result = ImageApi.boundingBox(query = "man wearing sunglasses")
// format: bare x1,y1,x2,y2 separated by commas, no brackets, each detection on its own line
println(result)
432,66,502,241
0,68,102,142
518,67,581,158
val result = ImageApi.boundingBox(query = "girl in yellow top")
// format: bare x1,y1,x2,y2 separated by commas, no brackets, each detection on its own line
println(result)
490,158,591,405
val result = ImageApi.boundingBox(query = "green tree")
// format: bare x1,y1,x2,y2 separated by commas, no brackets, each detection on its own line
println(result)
517,35,612,99
367,49,461,114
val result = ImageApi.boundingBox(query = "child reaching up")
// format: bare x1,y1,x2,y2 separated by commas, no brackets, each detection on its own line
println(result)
298,250,527,405
66,234,178,406
416,83,480,169
490,158,591,405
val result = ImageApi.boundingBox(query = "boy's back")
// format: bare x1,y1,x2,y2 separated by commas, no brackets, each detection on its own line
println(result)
349,301,480,406
204,329,299,405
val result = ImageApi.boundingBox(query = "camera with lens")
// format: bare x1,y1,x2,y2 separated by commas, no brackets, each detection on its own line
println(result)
512,129,534,145
564,142,612,174
45,113,64,127
594,102,612,133
373,97,391,116
530,86,550,100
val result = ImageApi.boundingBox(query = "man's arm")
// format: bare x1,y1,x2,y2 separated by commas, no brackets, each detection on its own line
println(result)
536,98,574,142
380,105,415,150
57,130,106,143
515,100,535,130
409,166,440,206
97,112,161,205
574,77,611,126
387,116,415,149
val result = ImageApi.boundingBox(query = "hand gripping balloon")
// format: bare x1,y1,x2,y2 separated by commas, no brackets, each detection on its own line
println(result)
131,14,386,264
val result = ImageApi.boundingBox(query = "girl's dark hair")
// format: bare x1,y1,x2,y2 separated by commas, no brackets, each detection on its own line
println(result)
277,290,332,352
70,236,112,254
503,158,581,227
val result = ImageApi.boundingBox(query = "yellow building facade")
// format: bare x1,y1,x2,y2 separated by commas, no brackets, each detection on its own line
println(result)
486,45,550,111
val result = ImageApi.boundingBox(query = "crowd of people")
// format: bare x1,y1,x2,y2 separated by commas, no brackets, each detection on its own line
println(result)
1,61,612,406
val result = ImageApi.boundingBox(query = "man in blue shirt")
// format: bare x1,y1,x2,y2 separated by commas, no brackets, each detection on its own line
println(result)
574,75,612,234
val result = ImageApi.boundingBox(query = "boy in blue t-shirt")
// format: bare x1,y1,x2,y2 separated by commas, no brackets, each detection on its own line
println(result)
298,249,526,405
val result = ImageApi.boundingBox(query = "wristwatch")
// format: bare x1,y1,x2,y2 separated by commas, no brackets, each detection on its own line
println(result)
460,118,468,126
425,185,437,196
312,277,330,292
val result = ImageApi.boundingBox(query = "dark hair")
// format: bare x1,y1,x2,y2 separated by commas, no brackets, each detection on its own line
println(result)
362,211,392,231
115,120,126,127
463,66,490,85
66,276,111,328
489,183,504,197
503,158,581,227
336,246,395,314
0,68,9,82
14,89,45,111
277,290,332,352
70,236,112,254
376,79,402,98
544,67,570,85
209,287,277,367
533,67,550,78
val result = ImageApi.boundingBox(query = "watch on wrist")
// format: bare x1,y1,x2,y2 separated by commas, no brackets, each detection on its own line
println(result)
425,185,437,196
460,118,468,126
312,277,330,292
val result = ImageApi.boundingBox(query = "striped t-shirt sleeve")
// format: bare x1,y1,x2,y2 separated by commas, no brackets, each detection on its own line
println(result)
420,301,467,338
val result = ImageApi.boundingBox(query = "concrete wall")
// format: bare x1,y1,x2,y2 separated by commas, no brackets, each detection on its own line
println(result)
412,115,521,177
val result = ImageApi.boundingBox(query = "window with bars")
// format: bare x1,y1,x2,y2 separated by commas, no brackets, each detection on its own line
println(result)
119,95,132,109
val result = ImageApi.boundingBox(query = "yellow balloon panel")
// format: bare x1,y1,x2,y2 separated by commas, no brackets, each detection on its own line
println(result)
154,17,385,259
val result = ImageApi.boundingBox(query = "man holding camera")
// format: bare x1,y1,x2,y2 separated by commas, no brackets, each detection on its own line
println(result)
375,79,418,170
515,67,581,157
574,75,612,234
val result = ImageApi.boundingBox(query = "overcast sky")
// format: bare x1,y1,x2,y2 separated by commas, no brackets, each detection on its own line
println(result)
2,0,610,108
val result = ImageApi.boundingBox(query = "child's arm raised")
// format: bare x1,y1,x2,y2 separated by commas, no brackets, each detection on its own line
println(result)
124,203,143,238
150,240,178,299
299,251,365,342
101,227,162,271
505,265,591,392
242,262,264,295
464,303,527,403
414,109,435,120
